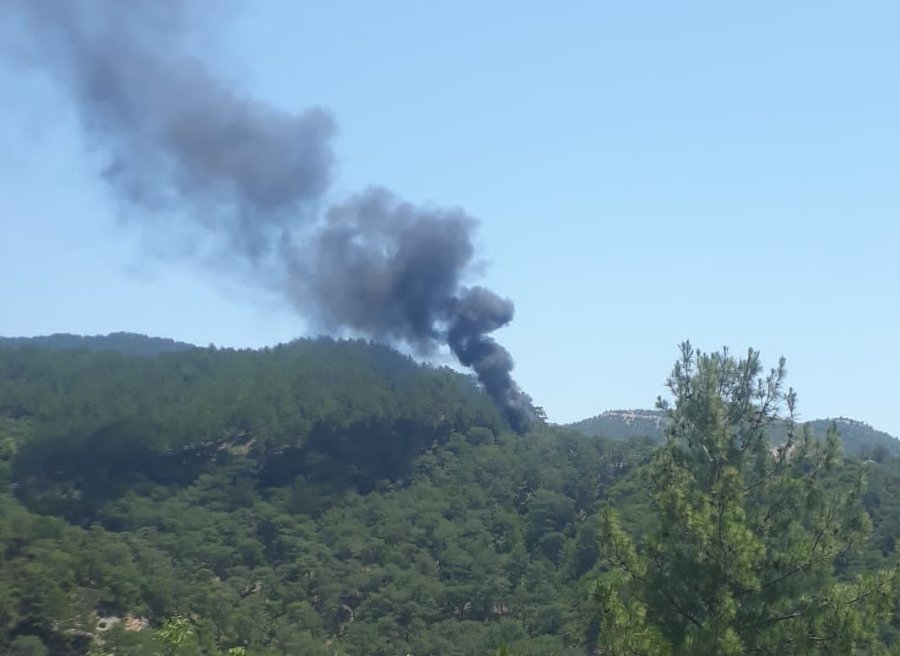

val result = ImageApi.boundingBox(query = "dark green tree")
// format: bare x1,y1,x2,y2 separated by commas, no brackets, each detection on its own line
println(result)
594,343,897,655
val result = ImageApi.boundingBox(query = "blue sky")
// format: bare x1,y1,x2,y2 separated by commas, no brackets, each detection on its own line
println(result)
2,1,899,435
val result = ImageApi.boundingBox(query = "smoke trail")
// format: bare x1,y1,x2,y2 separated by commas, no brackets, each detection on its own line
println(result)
3,0,534,430
448,288,533,433
3,0,335,259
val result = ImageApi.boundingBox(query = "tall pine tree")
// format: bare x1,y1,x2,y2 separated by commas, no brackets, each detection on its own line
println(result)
594,343,897,655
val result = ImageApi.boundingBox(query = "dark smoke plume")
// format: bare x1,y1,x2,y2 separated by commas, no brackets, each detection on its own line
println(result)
3,0,535,430
289,189,534,430
448,288,531,432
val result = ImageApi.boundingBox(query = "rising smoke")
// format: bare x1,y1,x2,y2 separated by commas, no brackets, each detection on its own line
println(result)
3,0,534,430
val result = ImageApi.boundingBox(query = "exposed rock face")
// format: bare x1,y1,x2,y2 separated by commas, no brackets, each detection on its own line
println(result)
601,409,668,427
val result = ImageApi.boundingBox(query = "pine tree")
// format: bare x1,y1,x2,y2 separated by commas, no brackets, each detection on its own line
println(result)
593,343,897,655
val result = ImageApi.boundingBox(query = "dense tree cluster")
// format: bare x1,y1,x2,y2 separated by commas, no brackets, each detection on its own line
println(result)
0,338,897,655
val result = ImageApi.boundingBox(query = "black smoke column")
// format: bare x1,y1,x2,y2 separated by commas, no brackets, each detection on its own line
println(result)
447,287,534,431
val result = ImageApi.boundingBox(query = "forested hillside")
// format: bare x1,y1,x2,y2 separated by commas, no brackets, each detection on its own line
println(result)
0,338,898,655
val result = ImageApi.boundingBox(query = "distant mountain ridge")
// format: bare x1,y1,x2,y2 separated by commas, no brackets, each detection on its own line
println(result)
566,409,900,457
566,409,668,443
0,332,197,357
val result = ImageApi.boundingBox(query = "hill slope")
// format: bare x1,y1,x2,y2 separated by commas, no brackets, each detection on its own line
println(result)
0,332,196,357
0,337,638,656
566,409,667,442
566,409,900,457
0,337,507,503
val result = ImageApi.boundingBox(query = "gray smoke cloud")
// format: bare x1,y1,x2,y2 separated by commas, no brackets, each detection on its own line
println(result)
3,0,534,430
290,188,534,430
4,0,335,259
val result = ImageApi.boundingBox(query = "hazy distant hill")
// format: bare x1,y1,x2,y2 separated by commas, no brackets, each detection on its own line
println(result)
0,332,196,357
566,409,900,457
567,409,668,442
795,417,900,457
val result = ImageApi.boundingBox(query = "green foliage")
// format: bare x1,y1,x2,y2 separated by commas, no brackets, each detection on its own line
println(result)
593,343,898,655
8,635,49,656
158,616,194,649
0,338,506,519
0,337,897,654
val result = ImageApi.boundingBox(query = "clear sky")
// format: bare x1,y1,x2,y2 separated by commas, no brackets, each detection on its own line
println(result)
2,1,899,435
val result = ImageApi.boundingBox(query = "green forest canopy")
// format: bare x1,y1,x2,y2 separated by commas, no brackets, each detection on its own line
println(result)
0,336,897,655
